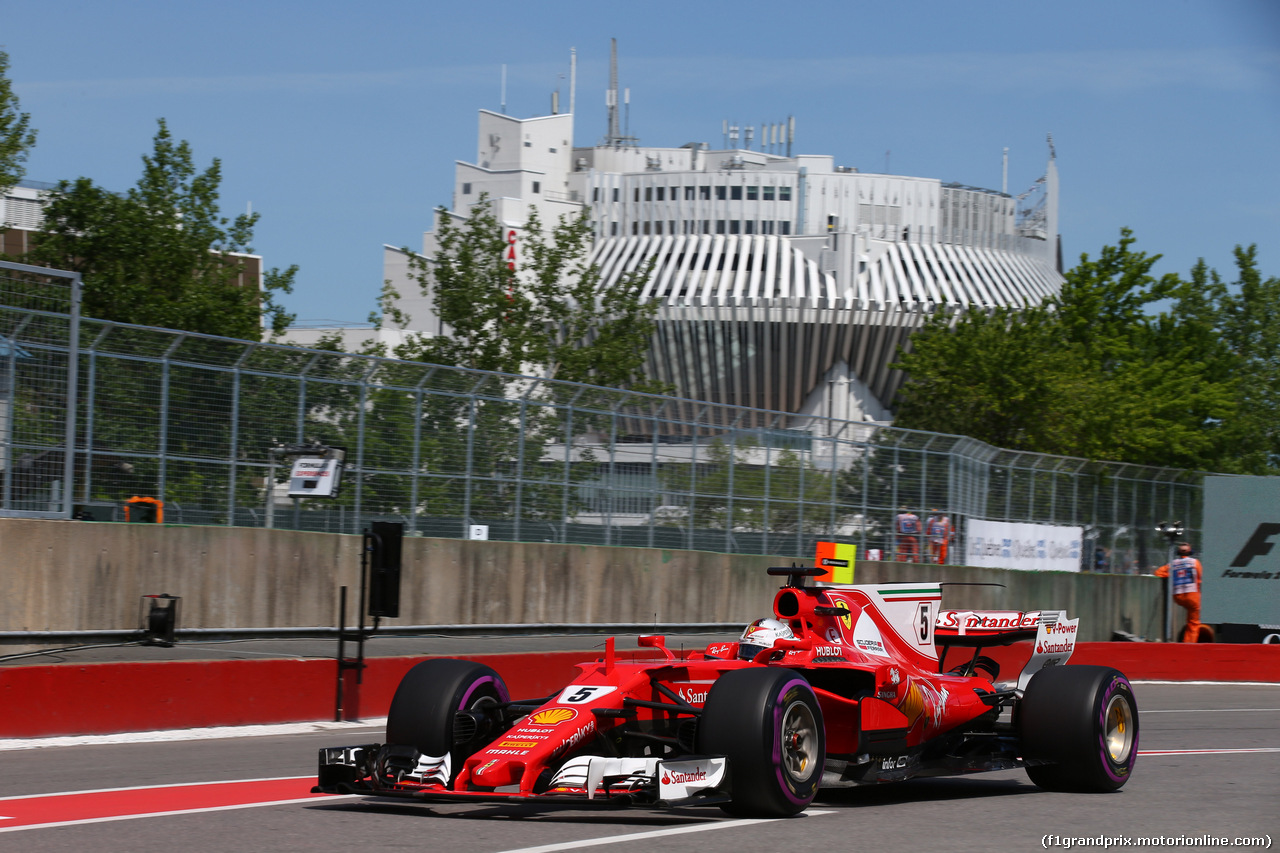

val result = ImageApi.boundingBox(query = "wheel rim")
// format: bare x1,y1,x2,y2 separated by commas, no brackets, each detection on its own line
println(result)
780,699,819,782
1103,693,1135,763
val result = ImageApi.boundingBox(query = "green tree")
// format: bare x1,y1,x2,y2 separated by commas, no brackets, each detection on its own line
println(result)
891,306,1093,453
31,119,295,338
396,196,662,391
1217,245,1280,471
0,50,37,193
893,229,1252,472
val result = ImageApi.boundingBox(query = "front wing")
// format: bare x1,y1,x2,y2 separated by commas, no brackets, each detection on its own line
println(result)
314,744,731,809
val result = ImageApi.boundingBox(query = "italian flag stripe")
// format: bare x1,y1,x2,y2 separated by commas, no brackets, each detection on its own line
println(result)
878,588,942,599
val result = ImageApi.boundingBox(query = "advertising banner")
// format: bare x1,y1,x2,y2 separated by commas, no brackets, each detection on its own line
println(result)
1202,475,1280,627
964,519,1083,572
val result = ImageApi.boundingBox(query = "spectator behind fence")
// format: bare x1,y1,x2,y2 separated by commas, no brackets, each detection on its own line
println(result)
925,509,954,564
895,506,921,563
1154,542,1204,643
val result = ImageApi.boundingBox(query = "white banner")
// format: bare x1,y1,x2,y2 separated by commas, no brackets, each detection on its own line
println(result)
965,519,1083,572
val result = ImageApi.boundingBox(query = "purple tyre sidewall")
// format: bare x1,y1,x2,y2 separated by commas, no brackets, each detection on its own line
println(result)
457,674,510,711
771,677,820,806
1095,673,1138,783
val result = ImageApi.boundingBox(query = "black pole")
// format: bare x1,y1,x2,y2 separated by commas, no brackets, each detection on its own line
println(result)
335,585,347,722
357,530,370,684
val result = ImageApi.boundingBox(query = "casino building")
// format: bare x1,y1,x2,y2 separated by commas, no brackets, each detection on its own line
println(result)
386,77,1061,427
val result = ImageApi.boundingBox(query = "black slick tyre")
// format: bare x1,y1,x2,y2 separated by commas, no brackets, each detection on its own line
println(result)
385,658,510,783
698,668,825,817
1018,665,1138,792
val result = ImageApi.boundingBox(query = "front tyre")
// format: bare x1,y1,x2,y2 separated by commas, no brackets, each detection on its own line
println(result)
698,668,825,817
1019,665,1138,792
385,658,510,784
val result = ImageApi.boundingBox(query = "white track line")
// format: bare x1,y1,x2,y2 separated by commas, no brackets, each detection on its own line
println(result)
0,719,387,751
491,811,835,853
1139,748,1280,756
1142,708,1280,713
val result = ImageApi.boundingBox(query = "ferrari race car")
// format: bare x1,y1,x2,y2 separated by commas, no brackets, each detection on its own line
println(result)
314,566,1139,816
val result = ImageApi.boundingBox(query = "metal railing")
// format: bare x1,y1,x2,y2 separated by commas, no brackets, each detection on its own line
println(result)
0,260,1202,570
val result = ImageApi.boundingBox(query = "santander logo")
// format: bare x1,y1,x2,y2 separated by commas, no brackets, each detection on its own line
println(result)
662,767,707,785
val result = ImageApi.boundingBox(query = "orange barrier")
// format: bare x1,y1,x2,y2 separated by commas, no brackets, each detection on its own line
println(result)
2,643,1278,739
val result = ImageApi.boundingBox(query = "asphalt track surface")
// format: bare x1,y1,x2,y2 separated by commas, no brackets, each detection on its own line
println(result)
1,683,1275,853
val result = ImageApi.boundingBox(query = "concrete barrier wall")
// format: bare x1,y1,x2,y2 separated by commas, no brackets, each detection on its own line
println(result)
0,519,1164,643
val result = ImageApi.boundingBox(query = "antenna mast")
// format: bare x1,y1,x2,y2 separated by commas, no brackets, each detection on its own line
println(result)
607,39,621,146
569,47,576,115
602,39,637,148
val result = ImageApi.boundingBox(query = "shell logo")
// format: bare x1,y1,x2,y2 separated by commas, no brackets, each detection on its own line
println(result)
528,707,578,726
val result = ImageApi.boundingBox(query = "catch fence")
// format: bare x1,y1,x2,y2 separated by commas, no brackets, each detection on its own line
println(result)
0,260,1202,571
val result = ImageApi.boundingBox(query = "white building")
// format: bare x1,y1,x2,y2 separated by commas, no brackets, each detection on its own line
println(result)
388,101,1062,428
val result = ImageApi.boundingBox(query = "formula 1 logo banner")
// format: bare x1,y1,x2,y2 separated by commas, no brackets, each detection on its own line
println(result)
965,519,1082,572
1202,475,1280,626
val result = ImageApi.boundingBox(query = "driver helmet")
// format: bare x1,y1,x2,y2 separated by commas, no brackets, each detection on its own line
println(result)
738,617,794,661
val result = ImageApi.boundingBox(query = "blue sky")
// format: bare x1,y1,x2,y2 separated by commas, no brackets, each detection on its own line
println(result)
4,0,1278,326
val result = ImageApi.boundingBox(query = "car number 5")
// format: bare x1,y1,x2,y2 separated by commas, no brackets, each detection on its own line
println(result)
559,685,617,704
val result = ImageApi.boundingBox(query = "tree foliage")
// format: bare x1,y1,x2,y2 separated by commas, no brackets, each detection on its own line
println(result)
29,119,295,339
0,50,37,193
892,229,1276,473
395,196,662,391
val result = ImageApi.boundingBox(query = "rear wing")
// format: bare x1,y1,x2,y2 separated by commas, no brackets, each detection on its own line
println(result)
934,610,1044,647
935,608,1080,688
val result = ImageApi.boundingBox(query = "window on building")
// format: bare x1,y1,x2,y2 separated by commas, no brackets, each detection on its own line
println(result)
744,220,755,234
669,220,676,234
645,187,653,201
524,141,532,147
746,186,759,201
613,188,620,202
634,188,640,202
611,222,618,236
730,220,741,234
761,221,773,234
780,221,791,235
702,220,711,234
763,186,775,201
656,186,665,201
701,186,712,200
549,147,557,153
533,181,541,194
654,221,662,235
716,220,726,234
731,186,743,200
462,182,472,195
592,187,599,201
644,221,651,235
780,186,792,201
716,186,727,200
632,222,639,235
685,186,695,200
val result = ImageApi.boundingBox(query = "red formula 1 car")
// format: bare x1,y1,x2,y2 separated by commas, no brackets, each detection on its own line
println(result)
314,567,1139,816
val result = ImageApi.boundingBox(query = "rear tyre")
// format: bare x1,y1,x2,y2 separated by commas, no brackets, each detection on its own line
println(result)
698,668,825,817
1019,665,1138,792
385,658,510,782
